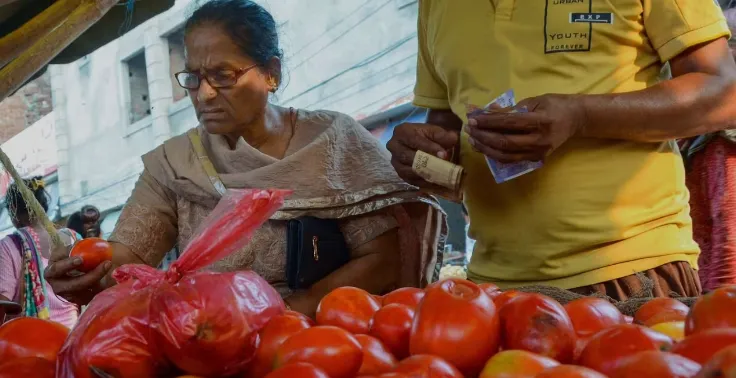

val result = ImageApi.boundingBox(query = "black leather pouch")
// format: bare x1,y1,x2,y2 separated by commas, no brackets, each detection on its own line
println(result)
286,217,350,290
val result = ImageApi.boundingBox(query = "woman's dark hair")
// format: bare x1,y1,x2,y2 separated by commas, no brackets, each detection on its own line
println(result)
185,0,283,79
66,211,84,236
5,176,49,218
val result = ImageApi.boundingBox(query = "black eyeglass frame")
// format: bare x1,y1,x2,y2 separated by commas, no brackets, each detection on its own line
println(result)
174,63,260,90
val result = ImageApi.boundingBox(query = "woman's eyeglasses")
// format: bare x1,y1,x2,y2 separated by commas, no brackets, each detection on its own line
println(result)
175,64,259,90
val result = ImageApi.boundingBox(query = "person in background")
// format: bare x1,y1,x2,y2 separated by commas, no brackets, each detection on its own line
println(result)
683,6,736,291
0,177,79,327
44,0,445,317
388,0,736,299
66,205,102,239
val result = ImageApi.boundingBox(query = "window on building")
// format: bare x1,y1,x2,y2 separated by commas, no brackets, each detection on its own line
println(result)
124,52,151,124
167,28,188,102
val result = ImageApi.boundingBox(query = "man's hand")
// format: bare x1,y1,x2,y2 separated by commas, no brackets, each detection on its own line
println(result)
45,240,112,306
387,122,459,187
465,94,587,163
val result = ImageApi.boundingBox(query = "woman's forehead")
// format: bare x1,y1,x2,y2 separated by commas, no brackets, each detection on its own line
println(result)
184,25,253,70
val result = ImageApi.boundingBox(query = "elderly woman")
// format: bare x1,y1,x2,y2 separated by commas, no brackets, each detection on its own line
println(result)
682,6,736,291
44,0,445,316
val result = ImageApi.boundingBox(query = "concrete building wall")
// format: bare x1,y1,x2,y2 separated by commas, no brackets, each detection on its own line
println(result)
50,0,420,216
0,72,53,144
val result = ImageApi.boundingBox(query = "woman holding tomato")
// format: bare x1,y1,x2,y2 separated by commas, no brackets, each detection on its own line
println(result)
0,177,80,328
43,0,446,316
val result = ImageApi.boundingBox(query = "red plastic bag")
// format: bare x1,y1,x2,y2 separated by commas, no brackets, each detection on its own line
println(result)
58,189,290,378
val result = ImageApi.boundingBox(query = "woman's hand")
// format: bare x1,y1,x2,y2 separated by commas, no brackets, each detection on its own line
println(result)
44,242,112,306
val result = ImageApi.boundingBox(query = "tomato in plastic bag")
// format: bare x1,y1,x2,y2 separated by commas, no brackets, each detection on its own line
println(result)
57,189,290,378
152,270,283,376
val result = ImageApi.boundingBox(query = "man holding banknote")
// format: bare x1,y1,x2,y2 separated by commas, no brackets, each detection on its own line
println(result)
388,0,736,298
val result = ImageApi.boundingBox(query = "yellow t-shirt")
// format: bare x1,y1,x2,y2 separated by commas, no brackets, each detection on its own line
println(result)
414,0,730,289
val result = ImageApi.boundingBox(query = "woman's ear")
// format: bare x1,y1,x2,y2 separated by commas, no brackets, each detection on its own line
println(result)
267,56,282,91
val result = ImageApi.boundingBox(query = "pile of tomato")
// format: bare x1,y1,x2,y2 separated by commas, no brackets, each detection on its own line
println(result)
1,278,736,378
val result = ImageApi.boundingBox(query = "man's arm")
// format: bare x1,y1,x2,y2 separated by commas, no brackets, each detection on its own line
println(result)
579,37,736,141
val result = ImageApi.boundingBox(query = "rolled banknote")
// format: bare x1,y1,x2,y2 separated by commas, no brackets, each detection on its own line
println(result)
412,150,464,192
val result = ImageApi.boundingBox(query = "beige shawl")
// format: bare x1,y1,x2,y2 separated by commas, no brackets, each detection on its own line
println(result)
130,109,447,287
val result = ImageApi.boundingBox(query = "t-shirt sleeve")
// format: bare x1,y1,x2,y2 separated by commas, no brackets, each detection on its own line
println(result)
643,0,731,63
0,238,21,300
413,0,450,110
108,168,178,267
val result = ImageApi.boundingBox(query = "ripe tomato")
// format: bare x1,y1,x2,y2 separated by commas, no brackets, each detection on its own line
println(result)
578,324,674,376
69,237,113,273
247,313,313,378
382,287,425,310
369,303,414,359
263,362,329,378
610,351,701,378
670,328,736,364
354,334,397,376
500,293,577,363
0,357,55,378
650,321,686,342
695,345,736,378
284,310,315,326
478,350,559,378
634,298,690,327
536,365,607,378
564,297,625,338
274,326,362,378
686,286,736,335
316,287,381,334
409,278,500,377
0,317,69,362
394,355,463,378
478,283,502,299
493,290,525,310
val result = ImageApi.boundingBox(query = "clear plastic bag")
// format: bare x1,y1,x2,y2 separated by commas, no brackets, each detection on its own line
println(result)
57,189,290,378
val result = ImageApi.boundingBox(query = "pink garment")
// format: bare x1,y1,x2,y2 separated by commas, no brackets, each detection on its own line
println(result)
0,234,79,328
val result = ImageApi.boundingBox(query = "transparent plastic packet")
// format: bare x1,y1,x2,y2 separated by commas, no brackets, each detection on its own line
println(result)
468,89,544,183
57,189,291,378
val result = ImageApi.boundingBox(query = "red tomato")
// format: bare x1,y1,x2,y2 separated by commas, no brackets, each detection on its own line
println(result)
686,286,736,335
536,365,608,378
564,297,626,338
394,355,463,378
247,313,313,378
263,362,329,378
316,287,381,334
493,290,526,310
634,298,690,327
0,317,69,362
369,303,414,359
578,324,674,376
382,287,425,310
478,350,559,378
478,283,502,299
610,351,701,378
0,357,55,378
409,278,500,377
500,293,577,363
694,344,736,378
670,328,736,364
68,237,113,273
354,334,397,376
284,310,315,326
274,326,362,378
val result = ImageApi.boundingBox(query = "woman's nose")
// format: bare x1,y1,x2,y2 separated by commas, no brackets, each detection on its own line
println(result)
197,79,218,102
